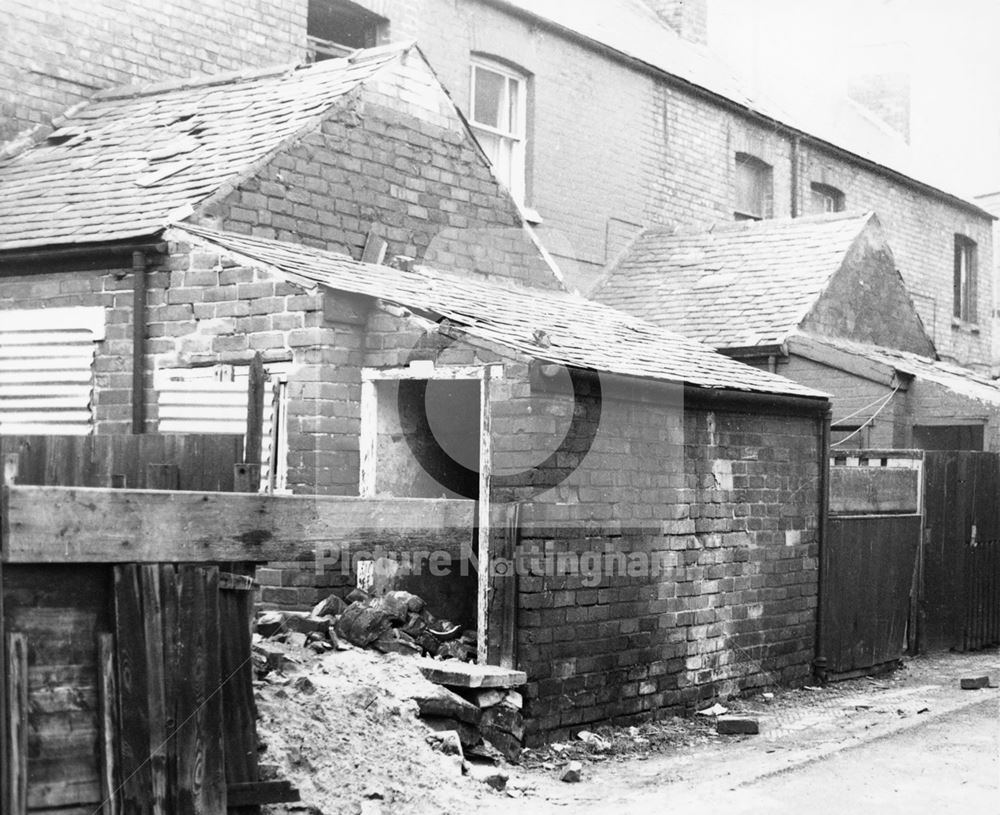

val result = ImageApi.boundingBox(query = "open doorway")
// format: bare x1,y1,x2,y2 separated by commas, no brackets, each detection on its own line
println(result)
360,365,493,656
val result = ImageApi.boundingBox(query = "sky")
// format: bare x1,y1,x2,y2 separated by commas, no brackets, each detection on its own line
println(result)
706,0,1000,197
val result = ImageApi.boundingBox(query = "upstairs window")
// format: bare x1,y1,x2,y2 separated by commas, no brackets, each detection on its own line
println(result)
307,0,386,61
953,234,978,323
811,182,845,214
470,58,527,204
734,153,772,221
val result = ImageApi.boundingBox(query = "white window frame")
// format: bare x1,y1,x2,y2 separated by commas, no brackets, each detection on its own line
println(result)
469,57,528,205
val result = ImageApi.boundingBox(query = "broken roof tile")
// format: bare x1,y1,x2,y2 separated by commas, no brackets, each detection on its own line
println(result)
0,45,411,251
168,223,827,401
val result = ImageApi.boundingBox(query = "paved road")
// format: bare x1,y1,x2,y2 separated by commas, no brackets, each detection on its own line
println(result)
626,696,1000,815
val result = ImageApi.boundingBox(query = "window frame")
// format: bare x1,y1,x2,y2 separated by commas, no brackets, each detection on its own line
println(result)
953,234,978,323
734,152,773,221
810,182,845,214
469,57,528,205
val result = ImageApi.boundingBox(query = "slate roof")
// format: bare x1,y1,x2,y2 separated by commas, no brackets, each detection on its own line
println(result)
792,333,1000,406
497,0,987,214
167,223,827,401
0,44,410,251
595,211,875,349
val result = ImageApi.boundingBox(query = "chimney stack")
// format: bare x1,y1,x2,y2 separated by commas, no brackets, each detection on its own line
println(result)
643,0,708,46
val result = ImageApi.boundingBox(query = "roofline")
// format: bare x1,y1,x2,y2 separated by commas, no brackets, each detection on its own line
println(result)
476,0,994,222
786,333,912,390
681,383,830,417
0,237,168,268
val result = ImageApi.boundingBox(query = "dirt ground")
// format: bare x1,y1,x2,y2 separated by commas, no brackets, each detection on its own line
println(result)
258,645,1000,815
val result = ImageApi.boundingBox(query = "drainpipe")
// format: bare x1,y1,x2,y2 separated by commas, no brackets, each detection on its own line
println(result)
131,251,147,434
813,405,832,682
790,136,801,218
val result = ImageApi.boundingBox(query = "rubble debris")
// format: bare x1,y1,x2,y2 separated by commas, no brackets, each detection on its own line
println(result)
412,686,482,725
560,761,583,783
960,675,991,689
426,730,464,758
254,588,529,763
576,731,610,752
716,716,760,735
466,762,509,790
696,703,728,716
416,659,527,689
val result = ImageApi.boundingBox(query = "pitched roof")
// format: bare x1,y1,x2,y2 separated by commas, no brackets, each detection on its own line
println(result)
791,333,1000,407
595,211,874,348
167,223,827,401
0,44,410,251
492,0,988,216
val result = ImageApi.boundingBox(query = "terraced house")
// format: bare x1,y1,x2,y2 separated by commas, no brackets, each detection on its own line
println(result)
2,0,994,373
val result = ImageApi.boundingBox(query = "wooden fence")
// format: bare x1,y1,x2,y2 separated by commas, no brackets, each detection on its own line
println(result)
0,445,475,814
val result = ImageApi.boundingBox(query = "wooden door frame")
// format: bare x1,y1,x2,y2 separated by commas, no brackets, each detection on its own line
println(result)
360,363,500,662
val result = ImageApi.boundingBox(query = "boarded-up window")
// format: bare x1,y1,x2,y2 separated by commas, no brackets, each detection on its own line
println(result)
155,364,289,491
0,307,105,435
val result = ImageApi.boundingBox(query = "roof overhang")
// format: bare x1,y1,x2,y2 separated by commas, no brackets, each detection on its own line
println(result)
0,237,168,270
787,333,911,390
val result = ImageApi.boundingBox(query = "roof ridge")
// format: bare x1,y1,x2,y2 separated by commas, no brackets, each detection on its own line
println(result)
92,41,414,102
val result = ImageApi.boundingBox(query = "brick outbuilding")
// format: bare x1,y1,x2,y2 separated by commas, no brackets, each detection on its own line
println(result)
0,43,830,740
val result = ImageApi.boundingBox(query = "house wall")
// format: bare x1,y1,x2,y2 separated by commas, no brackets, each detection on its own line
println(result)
0,0,307,144
905,378,1000,453
770,356,908,448
205,55,559,289
4,1,992,364
347,0,995,368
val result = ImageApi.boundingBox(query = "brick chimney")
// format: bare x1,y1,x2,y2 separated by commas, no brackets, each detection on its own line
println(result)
643,0,708,45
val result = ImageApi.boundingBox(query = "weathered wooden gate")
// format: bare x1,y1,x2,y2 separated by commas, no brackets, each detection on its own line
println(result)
921,451,1000,652
817,452,922,679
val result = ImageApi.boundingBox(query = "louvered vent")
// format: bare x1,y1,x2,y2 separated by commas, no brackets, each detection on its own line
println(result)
155,364,288,491
0,307,105,435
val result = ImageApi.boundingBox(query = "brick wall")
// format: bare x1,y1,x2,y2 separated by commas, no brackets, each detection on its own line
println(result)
773,356,905,449
345,0,994,367
205,54,560,289
361,313,822,742
0,0,306,144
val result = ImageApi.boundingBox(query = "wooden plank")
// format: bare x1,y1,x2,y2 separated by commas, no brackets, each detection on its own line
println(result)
220,567,259,796
244,354,265,467
141,566,169,815
487,502,519,669
0,435,243,493
146,464,180,491
828,467,920,514
0,454,14,814
226,780,300,807
175,566,226,813
4,632,28,815
114,565,152,815
3,488,475,564
98,633,119,815
233,464,261,495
